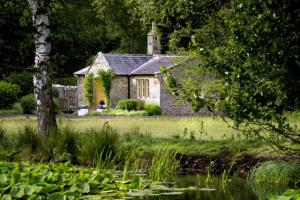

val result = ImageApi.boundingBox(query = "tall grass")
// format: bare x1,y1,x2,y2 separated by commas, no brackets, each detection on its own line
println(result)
149,146,179,182
250,161,300,187
75,122,119,166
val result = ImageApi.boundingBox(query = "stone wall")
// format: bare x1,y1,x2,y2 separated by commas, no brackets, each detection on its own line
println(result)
130,76,160,105
53,84,77,112
157,74,210,116
76,76,85,108
110,76,129,107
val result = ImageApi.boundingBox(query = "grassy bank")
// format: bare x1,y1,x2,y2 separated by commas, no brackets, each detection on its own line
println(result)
0,116,241,140
0,117,276,157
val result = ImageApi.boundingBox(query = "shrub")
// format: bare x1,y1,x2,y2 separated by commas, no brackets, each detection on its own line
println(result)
117,99,139,111
4,70,33,96
144,104,161,116
20,94,36,114
12,103,23,113
53,77,77,86
84,74,93,108
136,100,145,110
0,81,20,109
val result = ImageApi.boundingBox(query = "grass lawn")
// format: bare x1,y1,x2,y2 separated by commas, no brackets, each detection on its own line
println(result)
0,116,240,140
1,113,299,157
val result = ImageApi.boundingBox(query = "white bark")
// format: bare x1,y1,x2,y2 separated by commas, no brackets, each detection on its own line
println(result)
28,0,57,135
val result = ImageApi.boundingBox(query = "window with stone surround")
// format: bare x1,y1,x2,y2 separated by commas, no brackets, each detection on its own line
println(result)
136,79,149,98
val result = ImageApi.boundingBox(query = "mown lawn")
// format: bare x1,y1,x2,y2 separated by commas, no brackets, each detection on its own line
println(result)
1,113,299,156
0,116,239,140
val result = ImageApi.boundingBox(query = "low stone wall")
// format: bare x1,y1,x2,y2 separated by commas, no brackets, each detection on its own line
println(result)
53,84,77,112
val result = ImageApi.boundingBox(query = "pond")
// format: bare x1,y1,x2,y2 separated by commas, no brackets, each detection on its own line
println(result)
130,175,286,200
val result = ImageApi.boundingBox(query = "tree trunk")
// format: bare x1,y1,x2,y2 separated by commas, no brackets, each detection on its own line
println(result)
28,0,57,135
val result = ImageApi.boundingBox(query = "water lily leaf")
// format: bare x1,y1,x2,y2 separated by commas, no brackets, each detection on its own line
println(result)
0,185,10,195
47,192,66,200
81,182,90,194
127,190,152,197
2,194,12,200
160,191,183,195
0,174,8,185
199,188,216,191
11,186,25,198
65,191,77,200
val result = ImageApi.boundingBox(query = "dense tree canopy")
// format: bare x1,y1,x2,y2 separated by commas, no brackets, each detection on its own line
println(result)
1,0,229,80
162,0,300,154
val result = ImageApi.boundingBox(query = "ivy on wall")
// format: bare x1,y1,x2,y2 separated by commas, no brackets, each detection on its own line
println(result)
84,74,93,108
98,69,114,106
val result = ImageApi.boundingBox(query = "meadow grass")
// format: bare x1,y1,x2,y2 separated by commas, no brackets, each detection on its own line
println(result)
0,115,278,156
0,116,241,140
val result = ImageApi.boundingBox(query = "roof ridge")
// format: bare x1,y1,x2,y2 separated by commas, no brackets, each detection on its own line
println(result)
104,53,152,57
129,56,161,74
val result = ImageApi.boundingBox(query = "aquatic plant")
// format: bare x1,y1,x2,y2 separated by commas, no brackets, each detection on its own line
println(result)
250,161,300,187
0,161,147,199
149,146,179,182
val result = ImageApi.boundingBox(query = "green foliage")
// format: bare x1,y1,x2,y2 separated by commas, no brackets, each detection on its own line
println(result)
77,123,120,166
98,69,113,105
149,147,179,182
4,71,33,96
144,104,161,116
0,81,20,109
117,99,140,111
250,161,300,187
20,94,36,114
270,189,300,200
0,161,148,199
84,74,93,108
53,77,77,86
162,0,300,154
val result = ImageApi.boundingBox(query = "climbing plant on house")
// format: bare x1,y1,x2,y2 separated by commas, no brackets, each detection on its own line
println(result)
84,74,94,108
98,69,114,106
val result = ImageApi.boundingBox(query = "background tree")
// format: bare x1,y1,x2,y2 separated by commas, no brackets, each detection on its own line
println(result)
162,0,300,154
27,0,57,134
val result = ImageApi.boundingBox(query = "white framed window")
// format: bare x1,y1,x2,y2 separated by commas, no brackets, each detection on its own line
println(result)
136,79,149,98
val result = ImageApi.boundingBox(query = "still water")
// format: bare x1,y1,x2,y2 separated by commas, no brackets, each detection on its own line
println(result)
132,175,286,200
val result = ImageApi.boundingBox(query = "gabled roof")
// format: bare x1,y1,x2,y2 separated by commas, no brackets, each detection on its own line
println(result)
74,52,186,76
130,56,185,75
74,66,90,76
104,54,152,75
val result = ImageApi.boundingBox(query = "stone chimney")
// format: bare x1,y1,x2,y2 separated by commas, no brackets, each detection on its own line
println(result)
147,22,160,55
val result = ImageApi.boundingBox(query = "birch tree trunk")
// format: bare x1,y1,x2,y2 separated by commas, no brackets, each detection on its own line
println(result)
28,0,57,135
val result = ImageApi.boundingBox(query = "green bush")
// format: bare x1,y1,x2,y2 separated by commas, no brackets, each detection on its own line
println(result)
117,99,139,111
136,100,145,110
4,70,33,96
20,94,36,114
53,77,77,86
144,104,161,116
0,81,20,109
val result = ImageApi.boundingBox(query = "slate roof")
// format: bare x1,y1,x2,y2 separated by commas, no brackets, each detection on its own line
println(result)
104,54,153,75
74,52,185,76
130,56,182,75
74,66,90,76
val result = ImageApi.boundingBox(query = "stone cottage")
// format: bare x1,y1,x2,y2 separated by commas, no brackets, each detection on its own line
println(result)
74,25,206,115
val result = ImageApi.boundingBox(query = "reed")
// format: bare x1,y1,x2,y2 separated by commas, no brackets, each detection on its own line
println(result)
250,161,300,187
149,146,179,182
